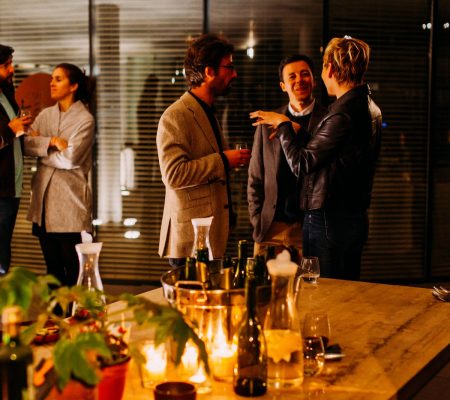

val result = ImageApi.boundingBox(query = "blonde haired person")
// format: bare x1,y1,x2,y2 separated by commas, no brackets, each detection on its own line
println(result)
250,37,382,280
25,63,94,286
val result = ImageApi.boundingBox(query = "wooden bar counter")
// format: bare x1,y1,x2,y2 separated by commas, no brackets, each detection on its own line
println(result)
121,279,450,400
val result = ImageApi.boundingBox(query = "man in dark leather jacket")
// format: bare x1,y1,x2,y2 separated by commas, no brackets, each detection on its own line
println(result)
250,37,382,280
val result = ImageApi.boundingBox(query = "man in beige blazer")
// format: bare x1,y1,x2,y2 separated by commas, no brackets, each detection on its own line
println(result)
157,33,251,267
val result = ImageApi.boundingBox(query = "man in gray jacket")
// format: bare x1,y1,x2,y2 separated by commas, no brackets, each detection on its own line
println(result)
248,54,326,257
157,33,251,267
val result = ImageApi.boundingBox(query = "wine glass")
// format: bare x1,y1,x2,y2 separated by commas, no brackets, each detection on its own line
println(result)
303,336,325,376
18,107,32,135
234,143,248,151
20,107,32,118
303,312,331,349
300,256,320,284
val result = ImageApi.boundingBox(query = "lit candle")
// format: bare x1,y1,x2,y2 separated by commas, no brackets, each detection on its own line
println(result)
211,342,237,380
181,341,200,377
180,341,210,385
208,315,237,381
140,341,167,387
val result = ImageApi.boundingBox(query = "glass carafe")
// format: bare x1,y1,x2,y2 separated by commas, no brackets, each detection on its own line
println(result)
191,216,213,260
264,250,303,389
73,242,106,316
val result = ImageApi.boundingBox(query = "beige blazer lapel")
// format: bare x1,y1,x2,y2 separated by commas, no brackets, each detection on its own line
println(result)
181,92,221,153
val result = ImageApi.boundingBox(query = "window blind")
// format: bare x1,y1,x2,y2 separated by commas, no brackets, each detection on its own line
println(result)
92,0,203,281
3,0,449,283
1,0,90,276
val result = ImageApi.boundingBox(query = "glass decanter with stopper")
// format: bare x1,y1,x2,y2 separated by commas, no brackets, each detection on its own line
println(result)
264,250,303,389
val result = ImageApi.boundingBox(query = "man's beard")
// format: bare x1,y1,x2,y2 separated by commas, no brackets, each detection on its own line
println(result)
218,80,235,96
0,74,13,87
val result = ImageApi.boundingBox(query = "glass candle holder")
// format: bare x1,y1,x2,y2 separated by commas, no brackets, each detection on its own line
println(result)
137,340,167,388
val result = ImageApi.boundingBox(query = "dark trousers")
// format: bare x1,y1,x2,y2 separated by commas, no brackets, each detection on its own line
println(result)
302,209,368,281
0,197,20,274
38,232,82,286
168,257,186,269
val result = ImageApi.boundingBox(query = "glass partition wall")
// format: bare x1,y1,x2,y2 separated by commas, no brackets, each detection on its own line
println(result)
1,0,449,283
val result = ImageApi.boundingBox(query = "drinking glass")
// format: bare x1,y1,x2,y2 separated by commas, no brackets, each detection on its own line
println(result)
300,256,320,284
154,382,196,400
20,107,32,118
234,143,248,151
235,143,248,167
303,336,325,377
17,107,32,136
303,313,331,349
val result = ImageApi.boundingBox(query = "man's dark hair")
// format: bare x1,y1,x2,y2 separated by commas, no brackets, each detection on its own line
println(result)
0,44,14,65
184,33,234,88
278,54,315,82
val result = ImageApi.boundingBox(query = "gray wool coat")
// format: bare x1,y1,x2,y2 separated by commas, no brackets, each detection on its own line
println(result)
24,101,94,232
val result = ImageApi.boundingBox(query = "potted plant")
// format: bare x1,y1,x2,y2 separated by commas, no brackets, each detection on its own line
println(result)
0,267,209,399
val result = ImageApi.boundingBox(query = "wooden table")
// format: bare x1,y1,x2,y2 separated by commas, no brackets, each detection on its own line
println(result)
121,279,450,400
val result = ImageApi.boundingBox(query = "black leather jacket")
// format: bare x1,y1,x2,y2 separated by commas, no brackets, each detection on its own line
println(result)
278,84,382,212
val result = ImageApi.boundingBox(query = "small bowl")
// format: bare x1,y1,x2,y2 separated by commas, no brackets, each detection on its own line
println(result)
154,381,196,400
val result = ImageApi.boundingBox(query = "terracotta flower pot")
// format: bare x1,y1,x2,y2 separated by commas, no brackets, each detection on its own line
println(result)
98,358,130,400
47,379,98,400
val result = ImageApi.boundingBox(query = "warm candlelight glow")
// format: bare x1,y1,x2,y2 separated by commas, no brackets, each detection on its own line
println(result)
181,341,199,376
189,363,208,384
209,312,237,381
139,341,167,388
211,342,237,380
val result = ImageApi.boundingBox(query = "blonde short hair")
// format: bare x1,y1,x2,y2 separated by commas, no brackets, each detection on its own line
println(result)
323,37,370,85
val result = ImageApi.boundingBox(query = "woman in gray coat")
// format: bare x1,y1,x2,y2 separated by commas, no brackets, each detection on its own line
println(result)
25,63,94,286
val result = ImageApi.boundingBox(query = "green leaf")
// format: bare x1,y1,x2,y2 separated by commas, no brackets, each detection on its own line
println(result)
53,333,112,389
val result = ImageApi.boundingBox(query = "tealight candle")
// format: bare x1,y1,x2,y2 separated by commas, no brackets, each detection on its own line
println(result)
211,342,237,380
139,340,167,388
181,342,199,377
181,341,212,393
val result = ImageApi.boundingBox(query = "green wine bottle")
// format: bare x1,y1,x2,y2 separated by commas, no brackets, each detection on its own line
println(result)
253,255,266,286
233,275,267,396
195,247,210,286
233,240,248,289
184,256,197,280
0,306,34,400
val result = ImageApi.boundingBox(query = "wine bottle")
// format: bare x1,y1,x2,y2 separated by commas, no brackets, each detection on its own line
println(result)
0,306,34,400
184,256,197,280
253,255,266,286
233,240,248,288
263,246,276,285
233,275,267,397
265,245,276,262
195,247,210,286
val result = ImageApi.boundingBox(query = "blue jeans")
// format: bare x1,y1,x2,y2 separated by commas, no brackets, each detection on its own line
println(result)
302,209,368,281
0,197,20,274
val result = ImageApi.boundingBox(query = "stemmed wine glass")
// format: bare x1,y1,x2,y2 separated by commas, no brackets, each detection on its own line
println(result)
302,312,330,376
300,256,320,284
303,312,331,348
